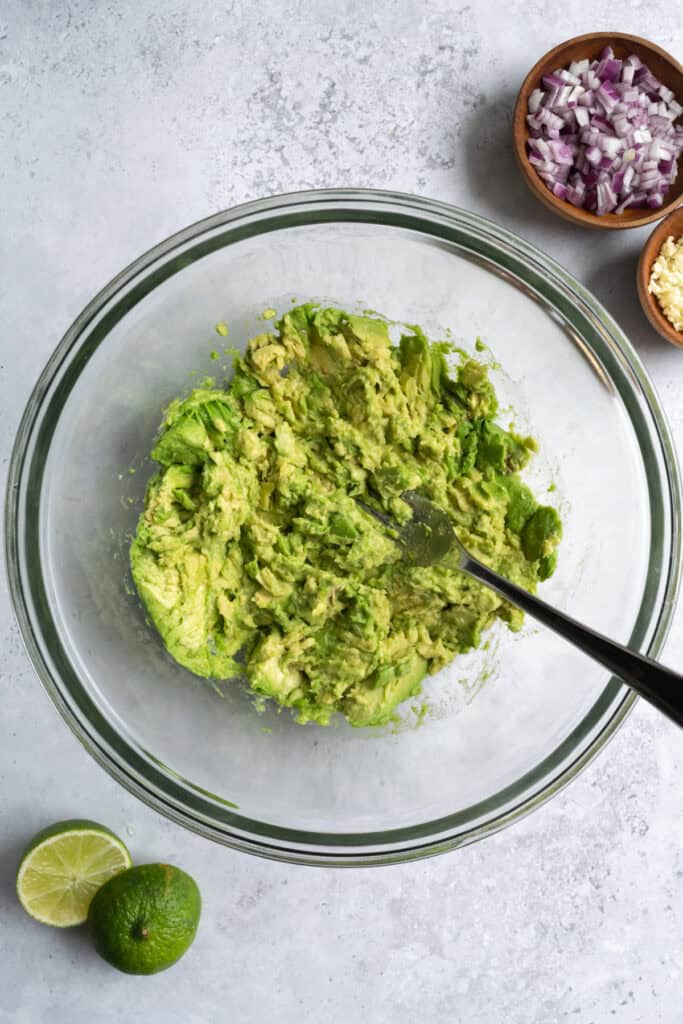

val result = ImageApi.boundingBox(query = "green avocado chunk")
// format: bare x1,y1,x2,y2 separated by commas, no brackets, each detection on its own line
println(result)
130,306,562,726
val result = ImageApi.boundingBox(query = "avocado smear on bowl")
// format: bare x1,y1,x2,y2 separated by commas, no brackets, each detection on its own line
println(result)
130,306,561,727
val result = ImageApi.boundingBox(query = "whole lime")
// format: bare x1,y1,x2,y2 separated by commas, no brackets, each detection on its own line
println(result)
87,863,201,974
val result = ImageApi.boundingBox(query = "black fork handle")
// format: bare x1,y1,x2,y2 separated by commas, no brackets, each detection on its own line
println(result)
465,554,683,728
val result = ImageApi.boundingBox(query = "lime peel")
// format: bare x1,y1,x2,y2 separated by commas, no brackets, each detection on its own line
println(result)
88,863,201,974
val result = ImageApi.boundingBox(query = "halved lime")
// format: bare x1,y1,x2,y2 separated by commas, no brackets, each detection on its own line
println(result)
16,819,132,927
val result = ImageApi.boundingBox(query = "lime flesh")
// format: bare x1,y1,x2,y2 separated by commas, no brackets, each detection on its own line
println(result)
16,819,132,927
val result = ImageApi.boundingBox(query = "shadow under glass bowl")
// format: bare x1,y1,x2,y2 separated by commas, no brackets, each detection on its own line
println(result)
5,189,681,866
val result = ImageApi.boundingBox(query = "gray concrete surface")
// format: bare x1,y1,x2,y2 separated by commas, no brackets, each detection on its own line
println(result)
2,2,683,1021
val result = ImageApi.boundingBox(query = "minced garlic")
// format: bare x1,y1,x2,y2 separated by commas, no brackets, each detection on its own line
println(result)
648,234,683,333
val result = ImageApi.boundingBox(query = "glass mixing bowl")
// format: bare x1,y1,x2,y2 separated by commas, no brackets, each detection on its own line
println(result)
6,190,680,866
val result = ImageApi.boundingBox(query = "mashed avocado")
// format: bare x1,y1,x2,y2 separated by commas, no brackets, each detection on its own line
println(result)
131,306,561,726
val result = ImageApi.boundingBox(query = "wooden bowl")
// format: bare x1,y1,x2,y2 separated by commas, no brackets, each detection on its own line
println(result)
637,206,683,345
513,33,683,229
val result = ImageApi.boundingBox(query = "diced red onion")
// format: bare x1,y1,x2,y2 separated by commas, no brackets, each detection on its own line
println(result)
574,106,590,128
566,183,586,206
596,181,618,214
549,140,574,165
526,48,682,214
528,88,544,114
634,66,663,98
612,167,626,192
597,81,619,112
597,135,622,157
585,145,602,166
592,114,612,133
597,58,622,83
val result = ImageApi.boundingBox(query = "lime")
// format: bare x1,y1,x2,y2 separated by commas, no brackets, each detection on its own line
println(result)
16,819,132,927
87,863,201,974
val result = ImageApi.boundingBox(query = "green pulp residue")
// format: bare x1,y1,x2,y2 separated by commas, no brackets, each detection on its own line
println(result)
130,305,561,727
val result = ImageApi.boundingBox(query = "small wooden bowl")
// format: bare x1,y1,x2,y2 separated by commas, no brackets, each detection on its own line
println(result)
513,33,683,230
637,206,683,346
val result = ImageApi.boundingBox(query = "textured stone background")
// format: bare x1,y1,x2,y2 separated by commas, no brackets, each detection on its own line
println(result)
2,2,683,1021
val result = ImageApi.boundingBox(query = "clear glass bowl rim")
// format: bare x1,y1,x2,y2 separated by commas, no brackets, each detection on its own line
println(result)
5,188,681,866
